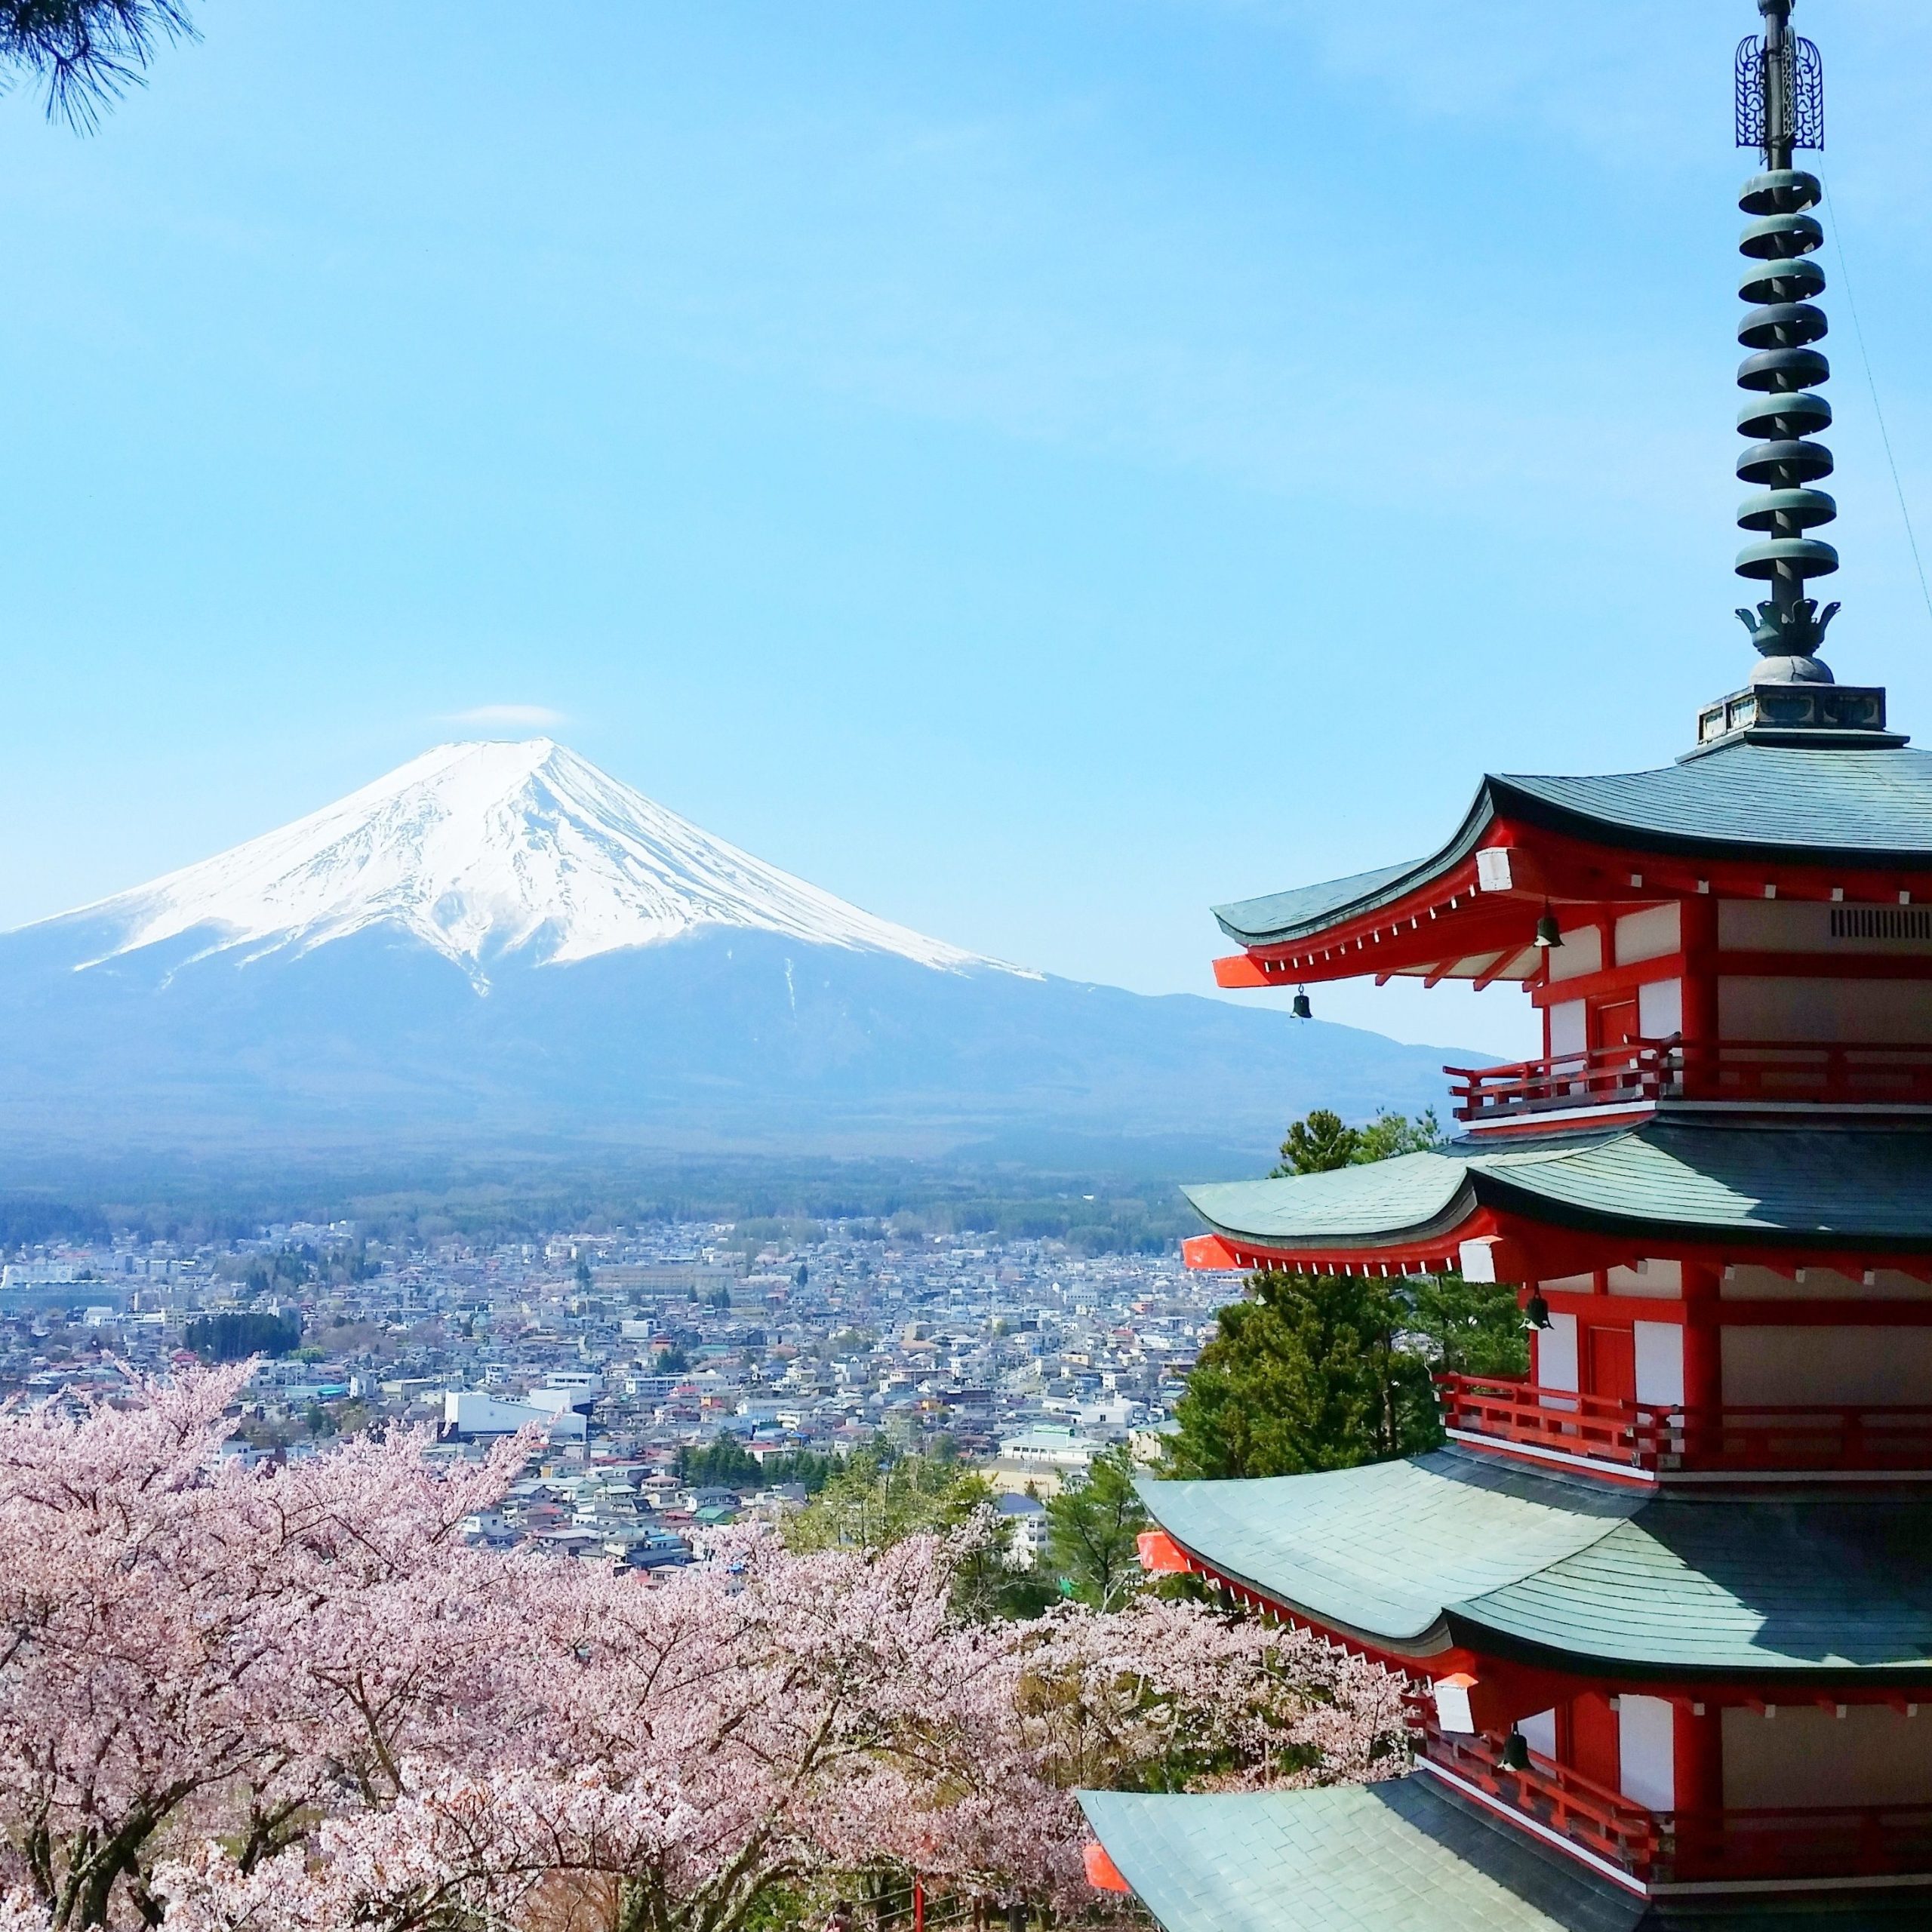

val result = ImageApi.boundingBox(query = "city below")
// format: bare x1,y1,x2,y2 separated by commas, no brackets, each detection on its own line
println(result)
3,1215,1220,1568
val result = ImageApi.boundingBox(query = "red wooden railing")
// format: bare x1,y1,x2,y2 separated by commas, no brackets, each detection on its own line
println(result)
1412,1712,1663,1877
1672,1038,1932,1106
1446,1040,1676,1121
1435,1371,1672,1470
1448,1035,1932,1121
1436,1373,1932,1474
1413,1710,1932,1884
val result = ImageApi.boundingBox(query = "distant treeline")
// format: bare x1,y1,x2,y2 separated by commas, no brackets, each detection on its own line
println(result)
186,1311,303,1363
0,1198,112,1250
0,1155,1212,1252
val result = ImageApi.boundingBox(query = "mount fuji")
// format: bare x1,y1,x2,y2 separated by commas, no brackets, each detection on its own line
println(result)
0,742,1463,1162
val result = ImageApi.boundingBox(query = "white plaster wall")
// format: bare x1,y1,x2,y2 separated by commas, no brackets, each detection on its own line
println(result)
1548,999,1587,1057
1637,977,1683,1039
1617,1696,1676,1810
1721,1327,1932,1405
1537,1312,1578,1392
1718,977,1932,1043
1720,899,1932,955
1724,1706,1932,1809
1723,1263,1932,1302
1548,928,1604,983
1616,906,1681,966
1519,1709,1557,1761
1608,1260,1681,1300
1633,1323,1684,1406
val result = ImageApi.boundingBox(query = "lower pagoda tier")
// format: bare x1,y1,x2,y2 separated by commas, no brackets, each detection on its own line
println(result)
1134,1457,1932,1678
1180,1122,1932,1279
1121,1457,1932,1895
1078,1783,1932,1931
1180,1118,1932,1485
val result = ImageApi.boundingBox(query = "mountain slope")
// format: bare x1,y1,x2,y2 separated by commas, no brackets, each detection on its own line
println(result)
0,743,1472,1163
63,738,1000,982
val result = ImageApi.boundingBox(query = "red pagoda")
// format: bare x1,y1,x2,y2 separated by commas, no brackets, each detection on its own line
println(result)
1079,6,1932,1927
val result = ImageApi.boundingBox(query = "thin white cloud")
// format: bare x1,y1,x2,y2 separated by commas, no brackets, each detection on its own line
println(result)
443,704,568,728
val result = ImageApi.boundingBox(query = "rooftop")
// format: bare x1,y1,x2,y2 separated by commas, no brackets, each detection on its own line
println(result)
1183,1121,1932,1263
1214,740,1932,952
1078,1780,1932,1932
1138,1452,1932,1678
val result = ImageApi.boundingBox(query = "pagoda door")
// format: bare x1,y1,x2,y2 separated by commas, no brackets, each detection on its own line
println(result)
1564,1692,1621,1794
1587,1325,1637,1405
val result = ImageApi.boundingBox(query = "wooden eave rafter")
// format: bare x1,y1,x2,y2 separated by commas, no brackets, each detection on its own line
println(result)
1214,815,1932,992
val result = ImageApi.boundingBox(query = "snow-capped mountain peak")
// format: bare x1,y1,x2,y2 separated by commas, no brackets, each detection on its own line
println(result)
52,739,1011,983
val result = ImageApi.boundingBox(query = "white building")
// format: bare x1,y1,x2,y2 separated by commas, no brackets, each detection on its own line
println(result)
442,1391,586,1441
995,1491,1051,1570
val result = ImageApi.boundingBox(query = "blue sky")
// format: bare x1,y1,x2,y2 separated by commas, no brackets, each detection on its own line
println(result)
3,0,1930,1057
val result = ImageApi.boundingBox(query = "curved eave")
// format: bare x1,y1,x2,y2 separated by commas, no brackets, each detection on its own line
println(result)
1184,1127,1932,1266
1181,1171,1484,1268
1212,746,1932,955
1140,1468,1932,1683
1151,1518,1458,1665
1212,788,1497,950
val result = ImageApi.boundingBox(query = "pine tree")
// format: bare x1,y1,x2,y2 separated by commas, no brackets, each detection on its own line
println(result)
1044,1444,1148,1611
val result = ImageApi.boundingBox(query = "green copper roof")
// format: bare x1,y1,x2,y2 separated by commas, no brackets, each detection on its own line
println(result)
1078,1781,1932,1932
1078,1782,1642,1932
1183,1122,1932,1255
1214,741,1932,949
1138,1454,1932,1678
1496,746,1932,862
1136,1456,1638,1650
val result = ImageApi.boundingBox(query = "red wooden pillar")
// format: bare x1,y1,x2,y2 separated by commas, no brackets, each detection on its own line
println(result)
1679,895,1719,1099
1681,1262,1724,1446
1672,1700,1724,1879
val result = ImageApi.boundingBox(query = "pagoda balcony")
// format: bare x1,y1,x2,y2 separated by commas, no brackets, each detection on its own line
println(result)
1436,1372,1932,1476
1414,1713,1932,1887
1447,1037,1932,1123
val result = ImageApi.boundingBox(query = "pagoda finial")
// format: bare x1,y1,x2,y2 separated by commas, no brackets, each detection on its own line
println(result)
1731,0,1838,687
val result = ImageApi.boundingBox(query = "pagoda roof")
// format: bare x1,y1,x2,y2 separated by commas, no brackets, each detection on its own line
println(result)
1214,740,1932,949
1137,1453,1932,1678
1183,1122,1932,1259
1077,1780,1928,1932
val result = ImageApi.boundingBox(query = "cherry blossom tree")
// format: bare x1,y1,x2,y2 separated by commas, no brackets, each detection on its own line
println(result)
0,1371,1405,1932
0,1369,525,1928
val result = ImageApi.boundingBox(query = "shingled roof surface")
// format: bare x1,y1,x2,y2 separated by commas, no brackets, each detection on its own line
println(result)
1078,1781,1932,1932
1214,741,1932,948
1138,1454,1932,1677
1182,1123,1932,1253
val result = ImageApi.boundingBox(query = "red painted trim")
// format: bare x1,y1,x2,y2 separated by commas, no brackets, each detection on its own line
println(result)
1541,1289,1932,1327
1446,1424,1660,1489
1211,953,1271,989
1718,951,1932,980
1136,1530,1190,1574
1531,955,1685,1011
1716,1298,1932,1327
1462,1108,1657,1138
1180,1233,1245,1271
1540,1291,1687,1324
1217,814,1932,992
1182,1211,1932,1287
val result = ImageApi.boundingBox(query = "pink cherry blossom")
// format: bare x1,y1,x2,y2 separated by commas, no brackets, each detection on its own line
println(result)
0,1371,1402,1932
